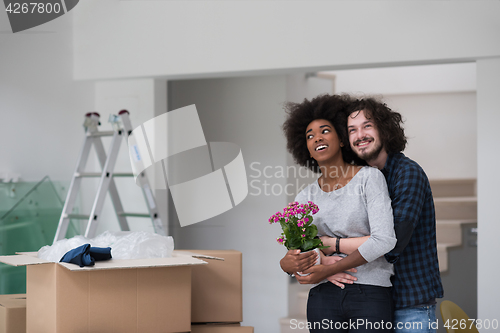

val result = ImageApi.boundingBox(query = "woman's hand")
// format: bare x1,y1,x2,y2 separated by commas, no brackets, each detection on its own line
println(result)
280,249,318,275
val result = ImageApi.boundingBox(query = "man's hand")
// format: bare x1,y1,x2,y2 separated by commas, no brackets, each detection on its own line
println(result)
280,249,318,275
320,236,336,255
321,255,357,289
327,272,357,289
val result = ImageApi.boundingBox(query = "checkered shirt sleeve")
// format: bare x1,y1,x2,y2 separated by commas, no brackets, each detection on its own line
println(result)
382,153,443,309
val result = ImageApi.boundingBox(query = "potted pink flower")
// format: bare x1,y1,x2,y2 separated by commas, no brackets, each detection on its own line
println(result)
269,201,328,252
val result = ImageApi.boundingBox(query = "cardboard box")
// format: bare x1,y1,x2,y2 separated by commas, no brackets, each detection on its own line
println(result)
181,250,242,323
0,294,26,333
0,252,216,333
191,323,254,333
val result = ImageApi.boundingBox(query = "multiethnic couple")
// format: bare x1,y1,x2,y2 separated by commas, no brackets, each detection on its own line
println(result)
279,94,443,333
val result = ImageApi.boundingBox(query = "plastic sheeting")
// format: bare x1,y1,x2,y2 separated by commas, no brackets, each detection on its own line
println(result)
38,231,174,262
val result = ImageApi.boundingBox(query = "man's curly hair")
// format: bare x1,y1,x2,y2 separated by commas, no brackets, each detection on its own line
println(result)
282,94,365,173
346,97,407,154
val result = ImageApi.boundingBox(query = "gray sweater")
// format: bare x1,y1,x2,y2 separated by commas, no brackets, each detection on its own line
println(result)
295,166,397,287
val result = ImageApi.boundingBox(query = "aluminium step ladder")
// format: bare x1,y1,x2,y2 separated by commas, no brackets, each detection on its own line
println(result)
53,110,165,243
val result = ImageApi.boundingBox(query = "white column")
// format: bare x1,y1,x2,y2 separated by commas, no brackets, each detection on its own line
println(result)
476,57,500,321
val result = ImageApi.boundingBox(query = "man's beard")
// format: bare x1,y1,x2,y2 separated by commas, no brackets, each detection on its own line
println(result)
355,138,383,162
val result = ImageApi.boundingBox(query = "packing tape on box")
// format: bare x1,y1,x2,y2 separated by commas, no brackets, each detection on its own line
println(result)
127,105,248,227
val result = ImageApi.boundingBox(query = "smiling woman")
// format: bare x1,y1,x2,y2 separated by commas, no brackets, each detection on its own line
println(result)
282,94,364,173
279,94,397,333
306,119,344,171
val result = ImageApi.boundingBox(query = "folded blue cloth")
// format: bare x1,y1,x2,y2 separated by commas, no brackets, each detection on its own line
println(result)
89,246,112,261
60,244,112,267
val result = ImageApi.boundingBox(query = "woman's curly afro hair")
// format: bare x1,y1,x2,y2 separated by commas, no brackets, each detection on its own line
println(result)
282,94,365,173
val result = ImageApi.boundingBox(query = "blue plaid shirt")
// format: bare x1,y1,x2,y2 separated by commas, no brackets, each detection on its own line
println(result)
382,153,443,309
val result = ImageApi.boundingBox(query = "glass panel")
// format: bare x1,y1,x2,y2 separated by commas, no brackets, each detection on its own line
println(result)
0,176,79,294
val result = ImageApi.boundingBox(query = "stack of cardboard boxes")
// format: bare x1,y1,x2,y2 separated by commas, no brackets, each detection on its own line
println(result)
0,249,253,333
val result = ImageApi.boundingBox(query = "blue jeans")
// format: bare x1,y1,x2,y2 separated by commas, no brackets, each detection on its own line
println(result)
307,282,393,332
394,304,437,333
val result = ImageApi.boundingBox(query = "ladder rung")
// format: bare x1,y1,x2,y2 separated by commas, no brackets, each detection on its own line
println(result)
87,131,115,137
118,212,151,218
75,172,100,177
76,172,134,178
64,214,91,220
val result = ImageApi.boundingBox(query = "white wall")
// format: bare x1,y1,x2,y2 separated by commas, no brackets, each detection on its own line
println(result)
328,63,476,96
384,92,477,180
476,57,500,323
167,76,289,333
73,1,500,80
0,11,94,183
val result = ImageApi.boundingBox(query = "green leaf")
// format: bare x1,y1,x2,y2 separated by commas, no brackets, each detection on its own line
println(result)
302,239,316,252
288,239,301,250
279,220,287,229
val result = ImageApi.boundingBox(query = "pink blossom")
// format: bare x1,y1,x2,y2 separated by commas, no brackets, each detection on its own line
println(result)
269,201,319,246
